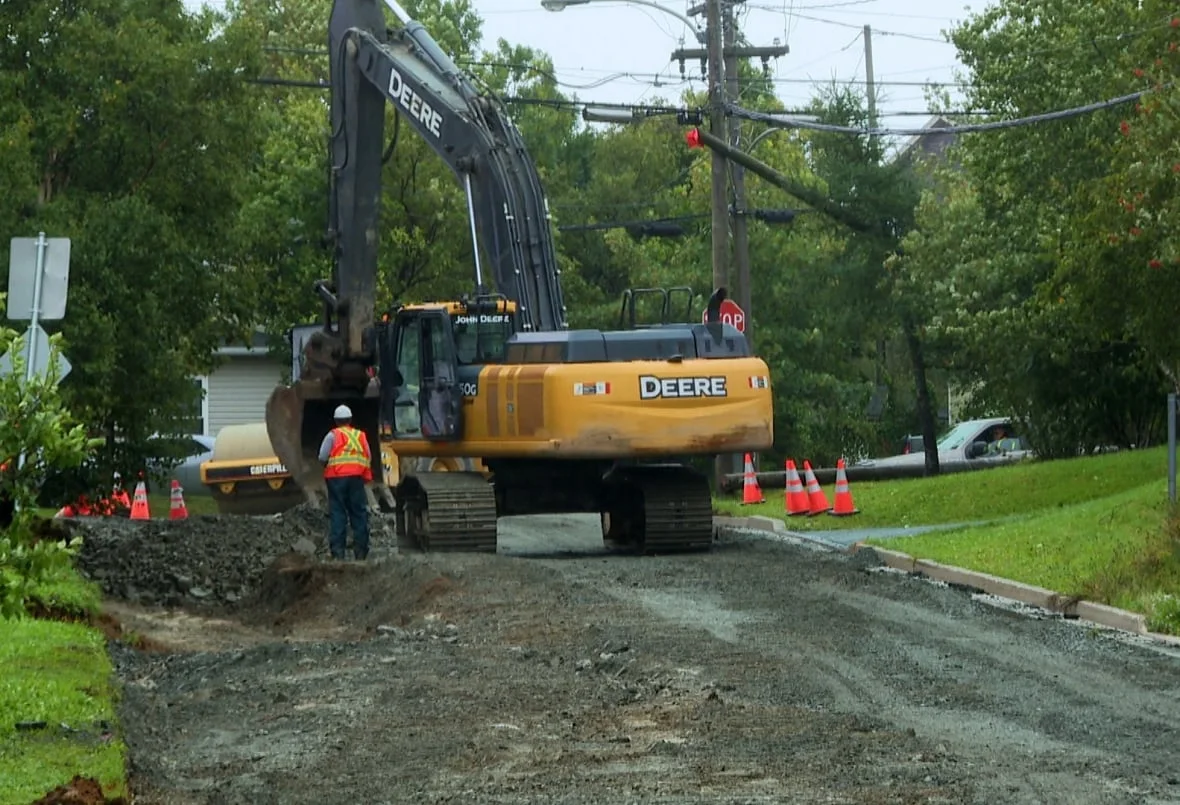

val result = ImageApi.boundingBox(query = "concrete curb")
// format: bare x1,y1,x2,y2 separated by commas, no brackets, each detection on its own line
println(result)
712,516,1180,647
713,515,844,551
713,514,787,534
850,542,1180,646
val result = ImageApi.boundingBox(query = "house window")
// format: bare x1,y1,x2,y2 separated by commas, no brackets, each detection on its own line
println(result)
182,376,210,436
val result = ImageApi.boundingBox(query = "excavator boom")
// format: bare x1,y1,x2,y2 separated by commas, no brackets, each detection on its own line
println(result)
326,0,566,338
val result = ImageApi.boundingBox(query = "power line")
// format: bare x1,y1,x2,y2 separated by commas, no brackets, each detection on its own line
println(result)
774,11,950,43
726,84,1159,137
268,48,957,89
244,76,694,113
557,213,706,232
770,7,1180,60
793,0,881,10
556,208,807,232
245,75,997,118
261,38,1179,93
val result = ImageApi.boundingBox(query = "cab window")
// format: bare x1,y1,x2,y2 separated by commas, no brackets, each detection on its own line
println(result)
452,312,512,365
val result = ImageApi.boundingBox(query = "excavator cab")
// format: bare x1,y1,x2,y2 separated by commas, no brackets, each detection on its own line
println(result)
378,306,463,442
377,295,517,444
617,286,695,330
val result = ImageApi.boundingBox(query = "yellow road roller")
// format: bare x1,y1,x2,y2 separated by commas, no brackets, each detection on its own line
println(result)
203,422,487,515
200,423,306,516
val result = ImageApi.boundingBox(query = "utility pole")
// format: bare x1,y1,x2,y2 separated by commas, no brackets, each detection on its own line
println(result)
863,24,877,141
724,4,752,347
676,1,787,485
724,2,751,477
704,0,729,299
675,4,789,309
864,23,886,393
675,4,790,293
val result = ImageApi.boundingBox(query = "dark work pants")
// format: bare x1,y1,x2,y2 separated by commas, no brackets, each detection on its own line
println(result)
325,475,370,559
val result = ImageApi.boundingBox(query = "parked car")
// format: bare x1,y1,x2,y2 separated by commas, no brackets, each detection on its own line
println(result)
898,434,925,454
855,417,1032,474
145,434,215,496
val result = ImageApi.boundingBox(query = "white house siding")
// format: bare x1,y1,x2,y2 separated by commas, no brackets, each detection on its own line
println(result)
206,356,285,436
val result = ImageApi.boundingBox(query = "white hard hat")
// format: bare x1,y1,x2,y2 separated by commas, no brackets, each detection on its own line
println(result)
333,404,353,420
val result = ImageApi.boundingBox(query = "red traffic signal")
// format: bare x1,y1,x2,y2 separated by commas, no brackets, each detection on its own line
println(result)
685,128,702,149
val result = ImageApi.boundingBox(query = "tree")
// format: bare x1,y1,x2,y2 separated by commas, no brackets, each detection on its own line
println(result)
0,327,92,619
1087,7,1180,391
931,0,1175,453
0,0,268,487
802,85,930,468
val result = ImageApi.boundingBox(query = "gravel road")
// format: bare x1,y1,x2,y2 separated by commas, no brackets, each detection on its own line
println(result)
69,511,1180,805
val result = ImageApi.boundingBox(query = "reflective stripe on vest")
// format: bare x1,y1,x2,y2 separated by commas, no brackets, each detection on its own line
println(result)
325,427,368,477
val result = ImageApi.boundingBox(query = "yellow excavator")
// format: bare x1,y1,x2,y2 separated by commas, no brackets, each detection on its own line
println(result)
263,0,774,553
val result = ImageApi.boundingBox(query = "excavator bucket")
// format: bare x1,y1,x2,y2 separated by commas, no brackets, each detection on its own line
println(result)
265,381,384,508
265,384,325,506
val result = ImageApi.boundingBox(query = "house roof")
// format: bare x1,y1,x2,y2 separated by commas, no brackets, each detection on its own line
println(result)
892,114,956,166
215,328,271,356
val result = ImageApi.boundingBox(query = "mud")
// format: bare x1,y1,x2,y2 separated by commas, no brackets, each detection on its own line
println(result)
30,775,127,805
66,513,1180,804
68,504,334,608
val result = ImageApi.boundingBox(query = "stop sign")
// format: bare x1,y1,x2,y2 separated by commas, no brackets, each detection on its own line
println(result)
701,299,746,333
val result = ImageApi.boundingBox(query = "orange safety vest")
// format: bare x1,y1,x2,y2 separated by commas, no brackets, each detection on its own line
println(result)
324,426,372,480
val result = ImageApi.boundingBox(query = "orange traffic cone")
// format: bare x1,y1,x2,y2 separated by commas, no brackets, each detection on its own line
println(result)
129,480,150,520
801,460,831,516
169,480,188,521
829,458,860,516
111,473,131,513
784,459,810,516
740,453,765,505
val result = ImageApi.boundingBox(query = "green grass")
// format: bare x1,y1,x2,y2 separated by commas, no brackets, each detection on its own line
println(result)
868,481,1180,634
715,445,1171,530
0,616,128,804
143,492,219,517
0,491,224,801
25,564,103,618
716,445,1180,633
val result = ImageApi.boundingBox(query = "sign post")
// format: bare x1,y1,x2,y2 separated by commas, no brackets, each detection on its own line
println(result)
702,298,746,333
3,233,72,509
703,298,750,481
23,234,48,395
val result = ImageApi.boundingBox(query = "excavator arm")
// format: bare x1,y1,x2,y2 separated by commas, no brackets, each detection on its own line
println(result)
267,0,569,504
322,0,567,359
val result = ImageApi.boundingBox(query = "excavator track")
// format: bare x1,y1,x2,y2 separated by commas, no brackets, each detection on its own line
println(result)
602,465,715,554
396,471,498,553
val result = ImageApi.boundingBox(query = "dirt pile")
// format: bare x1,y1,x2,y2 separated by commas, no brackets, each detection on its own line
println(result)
239,549,479,637
70,504,330,609
31,775,127,805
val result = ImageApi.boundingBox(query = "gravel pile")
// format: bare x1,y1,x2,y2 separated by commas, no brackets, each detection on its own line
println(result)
71,504,330,609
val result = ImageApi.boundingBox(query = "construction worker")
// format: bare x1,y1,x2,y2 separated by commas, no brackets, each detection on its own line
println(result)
317,404,373,560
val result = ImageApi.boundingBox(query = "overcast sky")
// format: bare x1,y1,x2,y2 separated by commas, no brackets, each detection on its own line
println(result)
476,0,978,123
191,0,981,130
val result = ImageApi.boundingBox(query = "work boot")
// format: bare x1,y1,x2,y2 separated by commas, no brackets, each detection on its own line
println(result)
354,550,368,561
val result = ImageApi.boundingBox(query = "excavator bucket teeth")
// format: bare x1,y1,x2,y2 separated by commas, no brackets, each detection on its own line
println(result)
265,385,324,503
